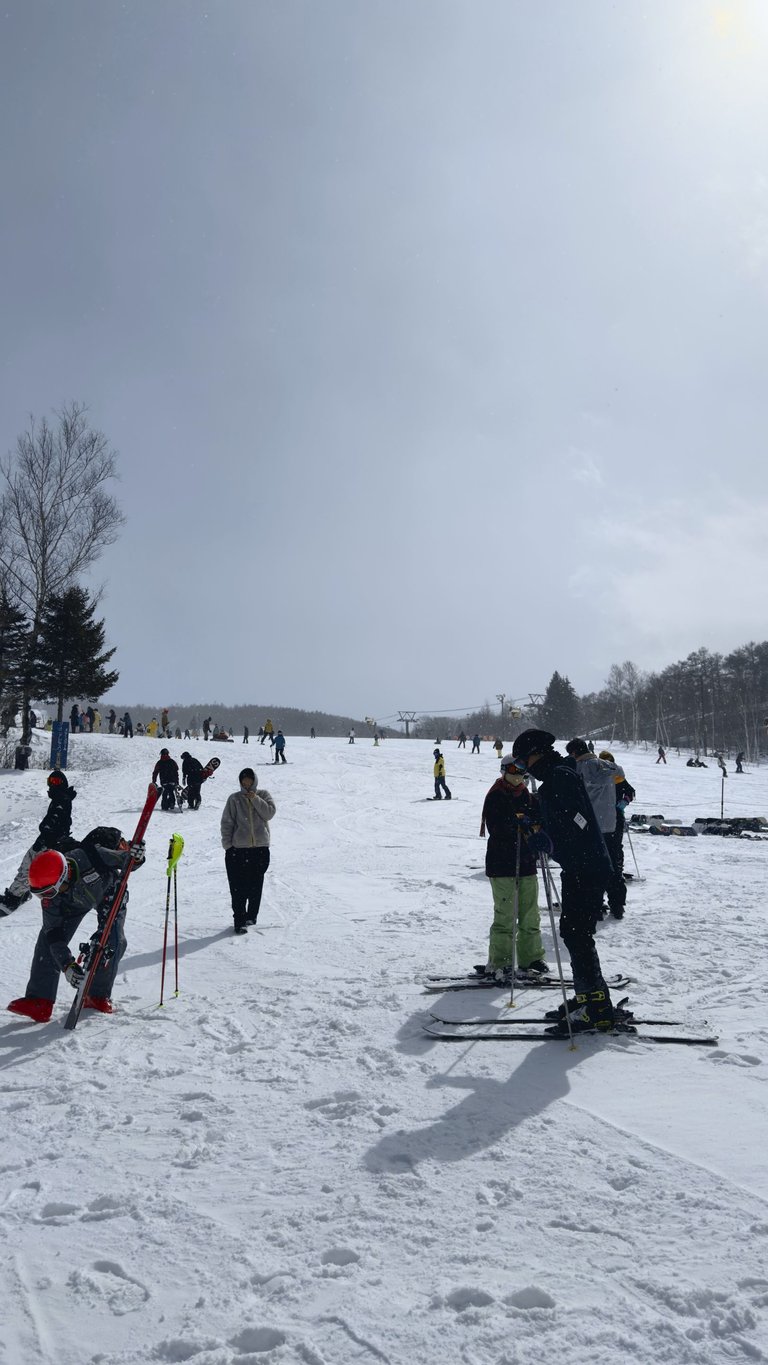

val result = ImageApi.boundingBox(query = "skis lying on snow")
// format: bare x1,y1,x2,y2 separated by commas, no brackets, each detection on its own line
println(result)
428,1009,694,1028
422,971,632,993
64,782,160,1031
423,1021,718,1046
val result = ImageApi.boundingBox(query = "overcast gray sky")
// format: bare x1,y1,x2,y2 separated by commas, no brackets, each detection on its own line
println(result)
2,0,767,717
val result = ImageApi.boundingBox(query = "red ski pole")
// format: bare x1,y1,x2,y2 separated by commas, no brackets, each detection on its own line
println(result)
158,862,172,1008
173,866,179,997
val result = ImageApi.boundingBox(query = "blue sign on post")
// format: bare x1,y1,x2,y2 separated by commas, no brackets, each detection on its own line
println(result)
50,720,70,771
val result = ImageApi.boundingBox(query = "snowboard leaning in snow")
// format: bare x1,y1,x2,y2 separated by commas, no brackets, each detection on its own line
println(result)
423,1021,718,1046
64,782,160,1031
422,971,632,993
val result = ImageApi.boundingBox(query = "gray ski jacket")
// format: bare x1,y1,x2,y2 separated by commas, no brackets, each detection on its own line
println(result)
570,754,625,833
220,787,276,849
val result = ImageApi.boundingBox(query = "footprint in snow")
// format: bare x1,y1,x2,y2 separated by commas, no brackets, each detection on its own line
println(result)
706,1049,762,1067
321,1248,360,1268
229,1325,287,1353
68,1259,149,1316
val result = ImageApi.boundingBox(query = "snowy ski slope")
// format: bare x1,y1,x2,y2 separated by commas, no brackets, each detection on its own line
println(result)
0,734,767,1364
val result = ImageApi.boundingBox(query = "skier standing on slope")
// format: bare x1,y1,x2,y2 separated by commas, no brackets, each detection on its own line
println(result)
152,748,180,811
180,751,204,809
598,750,635,916
433,749,452,800
511,729,615,1034
565,738,628,923
6,833,146,1022
471,734,481,753
478,754,547,981
273,730,287,764
0,771,78,915
220,767,276,935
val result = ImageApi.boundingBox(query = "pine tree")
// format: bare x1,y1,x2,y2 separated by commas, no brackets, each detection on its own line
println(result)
0,591,29,734
35,586,119,723
541,671,581,739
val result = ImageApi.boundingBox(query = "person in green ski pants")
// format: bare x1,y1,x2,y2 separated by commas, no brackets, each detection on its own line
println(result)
478,753,548,981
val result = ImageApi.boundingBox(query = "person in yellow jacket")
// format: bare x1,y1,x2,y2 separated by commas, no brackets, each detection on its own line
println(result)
433,749,452,800
260,718,274,746
147,718,159,738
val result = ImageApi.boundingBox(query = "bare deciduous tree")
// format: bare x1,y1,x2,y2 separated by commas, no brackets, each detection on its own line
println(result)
0,402,124,741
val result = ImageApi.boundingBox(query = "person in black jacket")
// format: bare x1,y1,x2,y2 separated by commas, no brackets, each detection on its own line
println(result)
181,751,204,809
478,755,547,979
152,749,180,811
511,729,615,1033
0,771,78,915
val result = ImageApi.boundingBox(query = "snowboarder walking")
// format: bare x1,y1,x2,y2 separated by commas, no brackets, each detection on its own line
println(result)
479,754,547,979
457,731,467,748
471,734,481,754
433,749,452,800
181,751,204,809
736,751,744,773
348,729,355,744
261,719,274,746
511,729,615,1034
6,833,146,1022
656,745,667,764
243,726,249,744
220,768,276,935
122,711,133,738
152,749,180,811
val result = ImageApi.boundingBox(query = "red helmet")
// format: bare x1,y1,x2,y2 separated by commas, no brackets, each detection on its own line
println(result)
29,849,70,898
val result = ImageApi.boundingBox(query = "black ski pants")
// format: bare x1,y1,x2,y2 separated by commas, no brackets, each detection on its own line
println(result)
186,781,202,810
25,903,127,1004
471,741,480,753
603,819,627,913
160,783,177,811
558,869,609,996
225,846,270,928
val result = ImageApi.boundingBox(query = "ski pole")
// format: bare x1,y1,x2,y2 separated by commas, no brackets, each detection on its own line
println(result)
159,866,172,1008
507,825,521,1009
173,865,179,997
159,834,184,1007
539,853,575,1049
625,825,642,881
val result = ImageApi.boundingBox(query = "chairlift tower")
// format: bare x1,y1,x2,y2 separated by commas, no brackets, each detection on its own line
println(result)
398,710,417,738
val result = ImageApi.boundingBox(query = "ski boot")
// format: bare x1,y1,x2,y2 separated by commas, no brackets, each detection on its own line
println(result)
546,988,614,1036
83,996,113,1013
7,997,54,1023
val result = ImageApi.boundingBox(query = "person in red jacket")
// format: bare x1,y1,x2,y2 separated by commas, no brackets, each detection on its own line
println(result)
477,754,548,981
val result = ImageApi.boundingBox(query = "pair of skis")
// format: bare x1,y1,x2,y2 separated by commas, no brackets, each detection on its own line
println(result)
64,782,160,1031
423,1016,718,1046
423,970,632,994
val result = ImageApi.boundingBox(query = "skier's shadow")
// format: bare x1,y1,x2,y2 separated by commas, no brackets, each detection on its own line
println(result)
364,1004,588,1174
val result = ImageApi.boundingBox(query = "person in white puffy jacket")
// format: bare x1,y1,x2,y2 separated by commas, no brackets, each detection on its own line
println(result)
220,768,276,935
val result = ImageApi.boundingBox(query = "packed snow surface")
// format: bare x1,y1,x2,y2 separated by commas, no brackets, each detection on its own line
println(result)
1,735,767,1365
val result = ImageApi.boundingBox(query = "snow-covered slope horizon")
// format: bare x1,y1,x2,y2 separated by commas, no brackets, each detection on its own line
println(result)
1,735,767,1364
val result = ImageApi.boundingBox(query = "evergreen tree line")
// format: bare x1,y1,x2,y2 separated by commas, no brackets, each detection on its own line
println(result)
0,585,118,734
413,643,768,759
